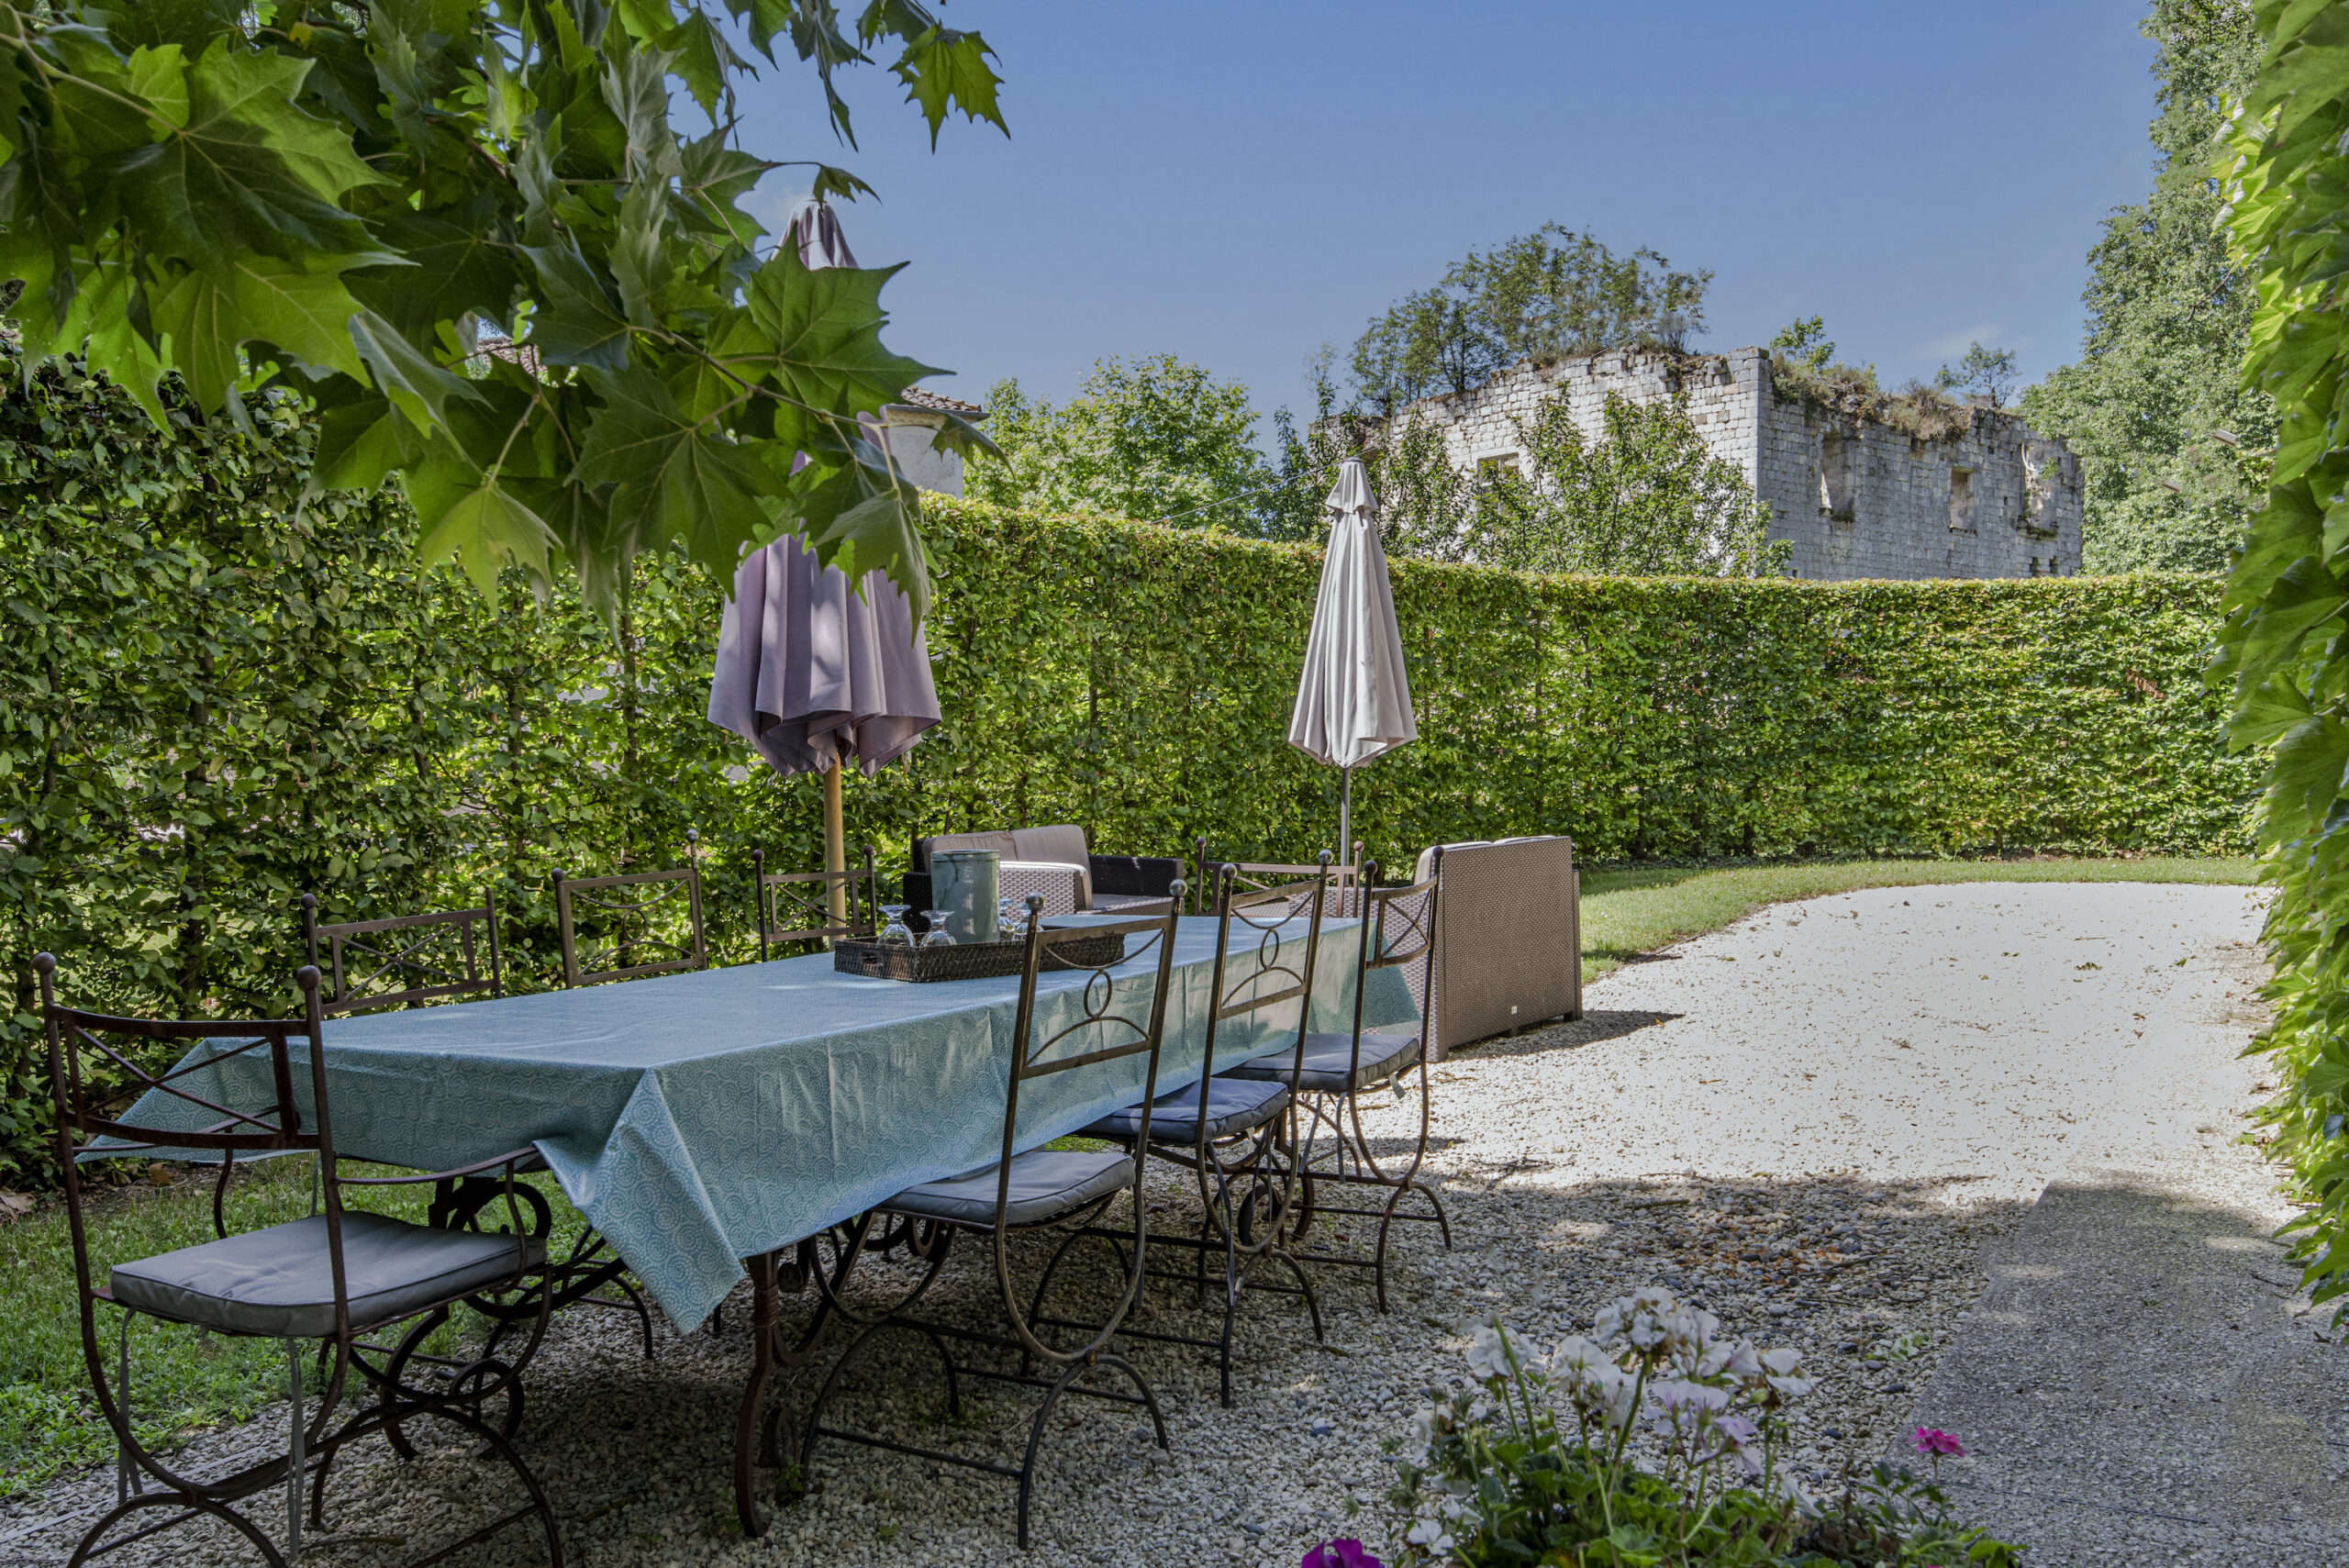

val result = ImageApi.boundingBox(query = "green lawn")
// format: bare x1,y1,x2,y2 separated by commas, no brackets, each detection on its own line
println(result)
1577,855,2261,981
0,852,2261,1498
0,1157,589,1499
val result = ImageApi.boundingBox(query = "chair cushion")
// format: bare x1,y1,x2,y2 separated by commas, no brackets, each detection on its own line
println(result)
1083,1073,1288,1144
1090,892,1174,915
885,1149,1132,1228
110,1212,543,1339
1226,1030,1422,1095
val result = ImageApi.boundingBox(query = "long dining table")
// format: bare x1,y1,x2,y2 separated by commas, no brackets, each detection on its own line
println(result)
132,913,1418,1334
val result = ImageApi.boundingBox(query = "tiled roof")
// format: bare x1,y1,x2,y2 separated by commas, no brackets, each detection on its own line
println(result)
895,385,985,417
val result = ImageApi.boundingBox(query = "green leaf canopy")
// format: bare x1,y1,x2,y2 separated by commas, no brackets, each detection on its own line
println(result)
0,0,1006,618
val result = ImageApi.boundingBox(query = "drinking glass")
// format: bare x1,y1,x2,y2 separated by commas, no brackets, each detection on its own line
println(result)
921,909,957,948
877,904,913,945
997,896,1019,940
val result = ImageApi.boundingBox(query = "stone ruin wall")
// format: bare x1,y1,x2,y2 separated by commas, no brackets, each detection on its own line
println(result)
1375,348,2084,582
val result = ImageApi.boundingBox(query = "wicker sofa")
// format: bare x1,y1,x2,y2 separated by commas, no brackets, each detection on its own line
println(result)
903,826,1186,920
1410,835,1582,1059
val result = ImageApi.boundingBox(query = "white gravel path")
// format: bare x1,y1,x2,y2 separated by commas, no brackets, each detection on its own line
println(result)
4,880,2283,1568
1482,880,2277,1204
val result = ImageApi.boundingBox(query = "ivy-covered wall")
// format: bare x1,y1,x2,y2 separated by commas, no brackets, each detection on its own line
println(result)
0,361,2254,1184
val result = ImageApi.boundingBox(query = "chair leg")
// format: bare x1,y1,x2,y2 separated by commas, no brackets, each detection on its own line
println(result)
284,1339,305,1559
72,1492,288,1568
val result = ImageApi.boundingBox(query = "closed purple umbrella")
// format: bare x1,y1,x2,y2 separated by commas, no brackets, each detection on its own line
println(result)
707,197,941,919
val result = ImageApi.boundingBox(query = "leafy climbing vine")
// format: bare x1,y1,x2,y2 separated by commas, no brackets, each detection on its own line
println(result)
2210,0,2349,1312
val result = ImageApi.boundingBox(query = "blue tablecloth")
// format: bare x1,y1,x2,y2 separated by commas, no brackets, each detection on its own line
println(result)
131,917,1417,1329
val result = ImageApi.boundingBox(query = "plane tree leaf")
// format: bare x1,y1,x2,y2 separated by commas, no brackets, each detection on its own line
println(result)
0,0,1004,626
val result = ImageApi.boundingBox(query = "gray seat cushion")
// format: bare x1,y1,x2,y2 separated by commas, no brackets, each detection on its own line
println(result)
1227,1030,1422,1095
885,1149,1133,1228
1090,892,1174,915
110,1212,543,1339
1083,1074,1288,1144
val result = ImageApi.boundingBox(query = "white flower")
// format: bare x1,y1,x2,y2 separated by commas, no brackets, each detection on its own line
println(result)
1761,1345,1814,1399
1659,1304,1722,1369
1724,1340,1765,1386
1564,1362,1640,1432
1405,1517,1455,1553
1552,1335,1609,1377
1406,1405,1439,1458
1645,1378,1731,1432
1466,1321,1538,1383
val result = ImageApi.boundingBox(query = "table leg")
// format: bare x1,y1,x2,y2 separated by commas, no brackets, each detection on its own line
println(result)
733,1251,780,1537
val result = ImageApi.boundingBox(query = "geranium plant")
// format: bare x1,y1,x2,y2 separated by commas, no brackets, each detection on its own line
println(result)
1352,1286,2019,1567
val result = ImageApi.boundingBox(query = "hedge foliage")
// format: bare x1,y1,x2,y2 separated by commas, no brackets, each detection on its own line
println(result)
0,358,2255,1185
2210,2,2349,1316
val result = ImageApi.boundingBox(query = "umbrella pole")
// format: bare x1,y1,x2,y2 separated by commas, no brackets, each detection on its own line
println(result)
822,759,847,927
1338,764,1352,877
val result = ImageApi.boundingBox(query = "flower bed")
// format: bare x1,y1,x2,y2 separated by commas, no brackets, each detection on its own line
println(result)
1309,1286,2018,1567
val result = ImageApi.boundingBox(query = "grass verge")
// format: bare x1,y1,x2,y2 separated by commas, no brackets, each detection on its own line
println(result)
1577,855,2260,982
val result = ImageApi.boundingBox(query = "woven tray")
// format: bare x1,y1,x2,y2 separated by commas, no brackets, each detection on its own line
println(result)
832,929,1126,983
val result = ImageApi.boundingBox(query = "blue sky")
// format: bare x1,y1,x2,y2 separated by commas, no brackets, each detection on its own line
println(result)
733,1,2163,438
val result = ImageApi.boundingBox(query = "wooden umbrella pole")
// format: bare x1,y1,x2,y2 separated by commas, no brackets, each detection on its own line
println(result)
822,759,848,926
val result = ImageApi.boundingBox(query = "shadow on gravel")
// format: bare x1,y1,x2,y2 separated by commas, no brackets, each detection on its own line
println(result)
1904,1171,2349,1566
1446,1009,1680,1060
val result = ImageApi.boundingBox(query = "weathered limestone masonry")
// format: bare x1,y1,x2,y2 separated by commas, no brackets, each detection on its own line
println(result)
1377,347,2084,580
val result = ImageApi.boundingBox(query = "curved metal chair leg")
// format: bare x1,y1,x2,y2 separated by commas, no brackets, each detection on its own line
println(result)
328,1400,565,1568
1014,1354,1103,1551
71,1490,289,1568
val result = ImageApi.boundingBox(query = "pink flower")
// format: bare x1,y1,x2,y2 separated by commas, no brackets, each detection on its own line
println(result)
1912,1428,1966,1458
1303,1541,1383,1568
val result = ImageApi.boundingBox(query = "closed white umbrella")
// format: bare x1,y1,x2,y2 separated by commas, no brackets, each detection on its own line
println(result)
707,197,941,924
1287,458,1418,866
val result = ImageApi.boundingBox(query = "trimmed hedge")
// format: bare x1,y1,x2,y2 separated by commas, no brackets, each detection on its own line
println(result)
0,373,2254,1184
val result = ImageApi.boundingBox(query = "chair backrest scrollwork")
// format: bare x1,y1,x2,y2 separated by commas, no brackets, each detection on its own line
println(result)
303,892,504,1014
554,830,708,987
752,843,880,961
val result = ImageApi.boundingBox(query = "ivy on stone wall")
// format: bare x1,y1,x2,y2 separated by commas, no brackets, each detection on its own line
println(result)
0,358,2254,1184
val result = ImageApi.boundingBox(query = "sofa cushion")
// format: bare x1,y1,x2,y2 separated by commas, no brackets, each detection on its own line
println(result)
923,830,1019,866
1415,840,1489,882
1010,824,1090,867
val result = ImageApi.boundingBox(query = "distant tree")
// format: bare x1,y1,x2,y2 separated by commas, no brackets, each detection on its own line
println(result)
1349,226,1712,414
1771,317,1838,373
1935,342,2021,409
964,355,1272,525
2018,0,2274,573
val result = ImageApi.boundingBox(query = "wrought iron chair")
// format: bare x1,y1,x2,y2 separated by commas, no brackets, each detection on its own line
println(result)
1192,836,1364,917
1061,857,1330,1406
302,891,503,1013
36,953,562,1568
797,892,1186,1550
554,829,707,987
1227,855,1449,1311
752,842,879,959
305,888,658,1358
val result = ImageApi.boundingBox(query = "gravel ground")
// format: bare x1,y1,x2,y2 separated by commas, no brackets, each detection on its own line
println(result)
1,880,2278,1567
